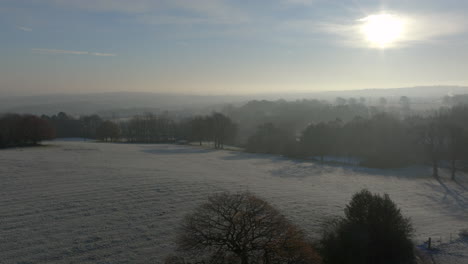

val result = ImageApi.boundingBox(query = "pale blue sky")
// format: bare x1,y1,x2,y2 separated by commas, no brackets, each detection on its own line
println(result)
1,0,468,95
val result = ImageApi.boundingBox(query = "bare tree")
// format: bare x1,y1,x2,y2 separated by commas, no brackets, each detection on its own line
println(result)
211,113,236,149
444,106,468,180
175,192,320,264
445,123,463,180
190,116,208,145
416,114,445,178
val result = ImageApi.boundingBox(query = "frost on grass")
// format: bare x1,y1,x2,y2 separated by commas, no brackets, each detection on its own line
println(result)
0,140,466,263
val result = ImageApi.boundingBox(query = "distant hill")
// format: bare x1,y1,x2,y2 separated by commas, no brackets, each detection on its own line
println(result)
0,92,249,116
1,86,467,116
314,85,468,99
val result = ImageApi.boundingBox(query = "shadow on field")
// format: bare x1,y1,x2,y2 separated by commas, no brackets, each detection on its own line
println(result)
454,178,468,192
141,145,216,155
423,177,468,212
221,151,433,180
221,151,289,162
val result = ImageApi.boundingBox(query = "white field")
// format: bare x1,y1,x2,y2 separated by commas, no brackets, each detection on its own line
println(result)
0,140,467,264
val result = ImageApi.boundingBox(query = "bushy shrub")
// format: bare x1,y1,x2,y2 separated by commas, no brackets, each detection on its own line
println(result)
320,189,415,264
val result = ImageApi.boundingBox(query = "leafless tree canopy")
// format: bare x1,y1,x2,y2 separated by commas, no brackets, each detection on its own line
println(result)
175,192,320,264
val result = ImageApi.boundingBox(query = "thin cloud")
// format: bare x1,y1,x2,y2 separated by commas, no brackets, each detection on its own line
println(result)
91,52,117,57
138,13,247,25
17,26,32,32
404,13,468,42
45,0,249,25
281,0,318,6
316,12,468,48
32,48,89,55
32,48,116,56
48,0,156,13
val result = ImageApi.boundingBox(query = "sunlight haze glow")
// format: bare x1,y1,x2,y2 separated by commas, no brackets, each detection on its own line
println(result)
1,0,468,95
360,14,405,48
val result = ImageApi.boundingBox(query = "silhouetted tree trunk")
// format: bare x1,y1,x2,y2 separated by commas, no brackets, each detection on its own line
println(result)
445,124,464,181
451,159,456,180
432,157,439,178
419,116,444,178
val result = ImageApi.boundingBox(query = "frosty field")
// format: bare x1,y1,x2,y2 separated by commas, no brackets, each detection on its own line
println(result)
0,140,467,263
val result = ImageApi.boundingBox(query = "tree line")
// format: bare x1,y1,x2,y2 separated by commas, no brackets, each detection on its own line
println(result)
39,112,237,148
245,105,468,179
223,96,417,144
5,97,468,176
181,113,237,149
0,114,55,148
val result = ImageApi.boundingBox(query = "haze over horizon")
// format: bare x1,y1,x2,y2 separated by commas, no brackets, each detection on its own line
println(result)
2,0,468,95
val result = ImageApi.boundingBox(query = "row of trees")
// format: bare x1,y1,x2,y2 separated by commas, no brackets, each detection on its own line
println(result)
418,106,468,179
184,113,237,149
113,112,237,148
120,113,177,143
97,121,120,142
0,114,55,148
14,98,468,174
40,112,237,148
42,112,103,138
299,114,420,168
245,106,468,179
223,96,420,144
168,190,416,264
41,112,175,143
41,112,176,142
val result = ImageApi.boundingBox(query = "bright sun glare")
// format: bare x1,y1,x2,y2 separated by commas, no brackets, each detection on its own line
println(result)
360,13,405,48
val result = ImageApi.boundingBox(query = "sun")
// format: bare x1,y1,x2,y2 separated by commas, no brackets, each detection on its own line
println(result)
360,13,405,48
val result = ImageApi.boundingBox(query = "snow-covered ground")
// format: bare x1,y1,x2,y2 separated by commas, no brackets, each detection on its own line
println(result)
417,233,468,264
0,140,466,264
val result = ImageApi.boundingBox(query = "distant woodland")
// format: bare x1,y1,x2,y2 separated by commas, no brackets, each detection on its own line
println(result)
2,95,468,178
0,114,55,148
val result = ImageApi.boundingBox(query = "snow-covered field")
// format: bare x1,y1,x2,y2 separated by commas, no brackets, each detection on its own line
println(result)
0,140,467,264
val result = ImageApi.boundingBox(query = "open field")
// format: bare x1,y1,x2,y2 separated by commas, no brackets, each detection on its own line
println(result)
0,140,467,263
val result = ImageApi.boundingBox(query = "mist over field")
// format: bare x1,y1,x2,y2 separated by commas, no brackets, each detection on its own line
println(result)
2,0,468,263
1,86,468,263
2,86,468,116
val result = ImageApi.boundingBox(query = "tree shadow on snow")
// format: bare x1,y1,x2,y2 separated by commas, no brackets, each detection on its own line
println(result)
221,151,433,180
220,151,291,162
422,177,468,218
454,178,468,192
141,145,216,155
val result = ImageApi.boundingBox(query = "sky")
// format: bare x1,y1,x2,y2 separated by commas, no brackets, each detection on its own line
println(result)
1,0,468,95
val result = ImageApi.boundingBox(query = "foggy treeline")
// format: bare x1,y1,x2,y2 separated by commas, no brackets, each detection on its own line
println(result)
234,97,468,178
3,95,468,177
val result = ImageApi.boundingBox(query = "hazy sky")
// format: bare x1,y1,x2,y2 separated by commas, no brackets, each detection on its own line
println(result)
1,0,468,95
